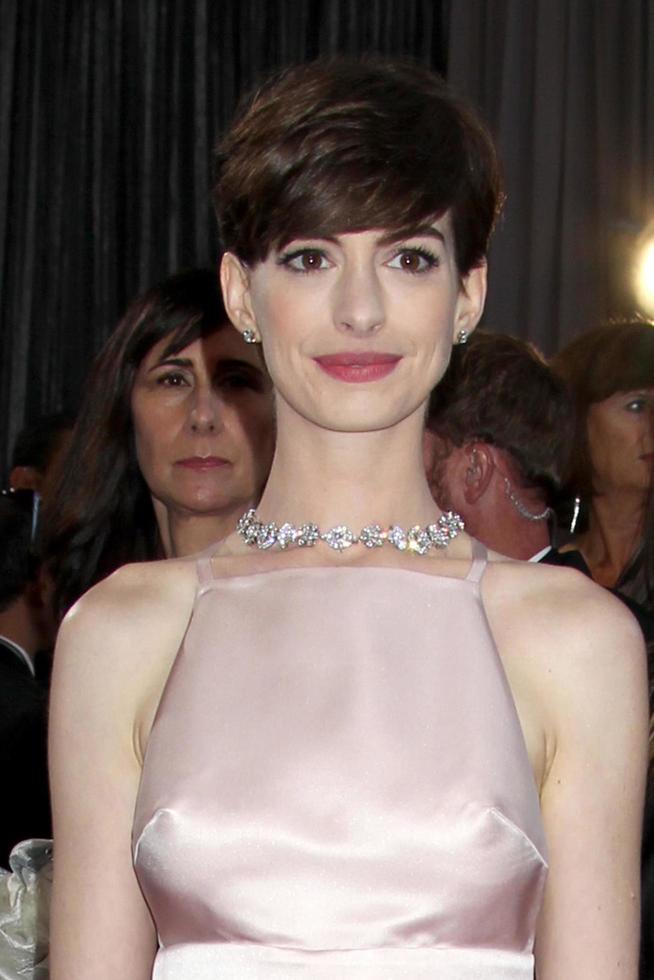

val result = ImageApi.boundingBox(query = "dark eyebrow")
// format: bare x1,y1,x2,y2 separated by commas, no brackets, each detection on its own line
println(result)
377,226,446,247
278,234,339,250
278,228,447,251
148,356,193,373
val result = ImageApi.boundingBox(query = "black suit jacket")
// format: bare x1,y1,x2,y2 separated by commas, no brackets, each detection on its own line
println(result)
0,638,52,868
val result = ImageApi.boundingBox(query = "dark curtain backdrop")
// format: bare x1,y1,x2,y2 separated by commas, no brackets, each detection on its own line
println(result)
0,0,447,473
2,1,653,472
448,0,654,354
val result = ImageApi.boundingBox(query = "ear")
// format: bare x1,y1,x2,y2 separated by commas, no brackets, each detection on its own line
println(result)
220,252,259,341
452,261,487,344
462,441,494,503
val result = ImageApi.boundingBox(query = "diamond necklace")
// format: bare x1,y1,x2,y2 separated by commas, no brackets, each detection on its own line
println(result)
236,508,465,555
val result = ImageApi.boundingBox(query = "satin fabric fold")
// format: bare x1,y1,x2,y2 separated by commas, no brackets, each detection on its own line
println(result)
152,942,534,979
134,563,547,977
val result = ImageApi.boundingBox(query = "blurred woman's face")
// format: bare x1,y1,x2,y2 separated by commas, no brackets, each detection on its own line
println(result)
587,389,654,495
131,328,274,518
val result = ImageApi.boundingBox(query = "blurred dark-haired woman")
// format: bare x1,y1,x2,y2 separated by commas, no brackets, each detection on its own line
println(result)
43,268,275,618
552,318,654,608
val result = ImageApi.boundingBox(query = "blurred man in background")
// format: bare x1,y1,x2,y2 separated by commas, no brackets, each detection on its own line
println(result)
424,331,572,562
0,493,54,866
8,413,74,494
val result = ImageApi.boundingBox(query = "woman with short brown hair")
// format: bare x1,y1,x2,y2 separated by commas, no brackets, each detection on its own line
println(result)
49,58,647,980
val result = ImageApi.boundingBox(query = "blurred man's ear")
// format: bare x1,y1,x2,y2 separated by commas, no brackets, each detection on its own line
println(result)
462,442,494,503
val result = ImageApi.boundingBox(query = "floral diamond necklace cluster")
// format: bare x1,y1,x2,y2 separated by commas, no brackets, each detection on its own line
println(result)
236,508,465,555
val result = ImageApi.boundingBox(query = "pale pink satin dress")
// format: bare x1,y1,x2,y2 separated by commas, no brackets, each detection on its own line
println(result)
133,545,548,978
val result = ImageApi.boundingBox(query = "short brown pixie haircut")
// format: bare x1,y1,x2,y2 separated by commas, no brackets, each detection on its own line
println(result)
426,331,573,500
213,57,503,275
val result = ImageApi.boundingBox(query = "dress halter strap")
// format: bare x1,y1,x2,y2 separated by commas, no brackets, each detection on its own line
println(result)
195,554,216,588
466,538,489,584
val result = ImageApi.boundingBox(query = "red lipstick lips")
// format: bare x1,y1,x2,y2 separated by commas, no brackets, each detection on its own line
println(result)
314,352,402,383
175,456,229,470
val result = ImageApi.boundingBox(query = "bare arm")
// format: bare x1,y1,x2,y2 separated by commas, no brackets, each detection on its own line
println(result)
534,589,649,978
49,563,195,979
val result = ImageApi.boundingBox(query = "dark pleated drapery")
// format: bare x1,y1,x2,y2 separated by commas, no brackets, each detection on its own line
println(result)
447,0,654,354
0,0,447,473
3,1,654,472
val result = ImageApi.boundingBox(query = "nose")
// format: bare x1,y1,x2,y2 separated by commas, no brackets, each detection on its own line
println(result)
333,258,385,337
188,385,223,434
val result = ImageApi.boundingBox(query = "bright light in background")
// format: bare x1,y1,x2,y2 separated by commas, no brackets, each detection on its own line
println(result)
635,224,654,317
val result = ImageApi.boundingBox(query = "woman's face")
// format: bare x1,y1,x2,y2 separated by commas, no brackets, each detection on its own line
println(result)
131,328,274,517
222,219,485,435
587,389,654,495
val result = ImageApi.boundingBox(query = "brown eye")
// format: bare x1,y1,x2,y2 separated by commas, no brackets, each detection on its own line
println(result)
280,249,330,273
308,252,327,269
625,398,647,414
388,248,439,274
157,372,189,387
399,253,422,272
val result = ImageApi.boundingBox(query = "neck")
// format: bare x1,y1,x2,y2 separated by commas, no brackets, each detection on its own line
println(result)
153,499,254,558
258,406,439,532
576,488,646,585
477,511,550,560
465,485,551,560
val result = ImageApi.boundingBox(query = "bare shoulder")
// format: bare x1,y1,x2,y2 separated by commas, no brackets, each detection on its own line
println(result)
48,558,202,976
58,556,198,658
482,556,647,742
52,558,202,754
481,563,649,975
64,554,198,619
483,556,645,659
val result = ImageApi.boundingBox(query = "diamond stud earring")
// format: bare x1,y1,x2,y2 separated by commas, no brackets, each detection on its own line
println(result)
455,329,469,345
242,328,258,344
